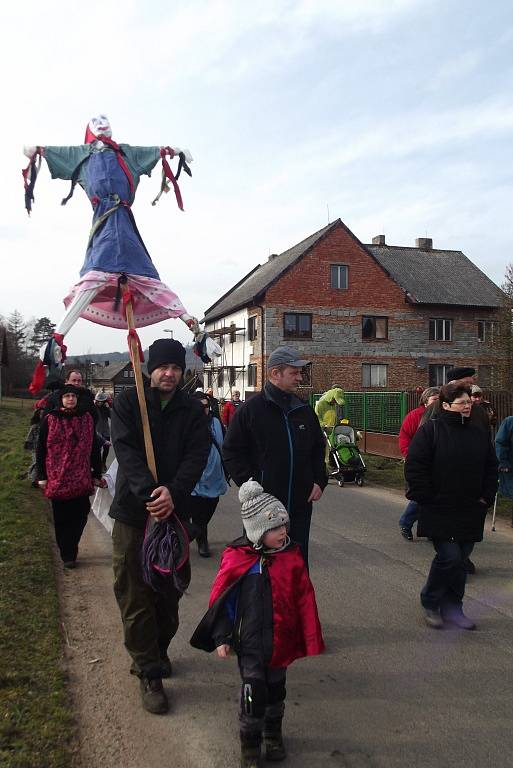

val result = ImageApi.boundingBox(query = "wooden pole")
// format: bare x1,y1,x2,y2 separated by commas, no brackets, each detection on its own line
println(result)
121,282,158,483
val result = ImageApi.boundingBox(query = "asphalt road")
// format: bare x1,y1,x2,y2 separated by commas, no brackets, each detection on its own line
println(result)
66,480,513,768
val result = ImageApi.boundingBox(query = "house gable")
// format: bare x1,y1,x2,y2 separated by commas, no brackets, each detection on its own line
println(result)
265,222,405,310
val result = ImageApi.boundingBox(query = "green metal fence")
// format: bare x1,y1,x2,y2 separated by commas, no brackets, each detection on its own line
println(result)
310,391,408,435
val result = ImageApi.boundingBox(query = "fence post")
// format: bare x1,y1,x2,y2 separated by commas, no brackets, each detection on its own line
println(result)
363,392,367,452
401,391,407,422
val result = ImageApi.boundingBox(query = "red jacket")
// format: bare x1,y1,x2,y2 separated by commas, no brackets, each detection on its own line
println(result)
221,399,242,427
191,541,325,668
398,405,425,457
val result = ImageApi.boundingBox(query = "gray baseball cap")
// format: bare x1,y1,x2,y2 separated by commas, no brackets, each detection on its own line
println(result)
267,346,310,369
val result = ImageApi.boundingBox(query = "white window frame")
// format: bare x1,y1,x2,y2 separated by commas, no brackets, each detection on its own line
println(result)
362,363,387,388
429,318,453,342
330,264,348,290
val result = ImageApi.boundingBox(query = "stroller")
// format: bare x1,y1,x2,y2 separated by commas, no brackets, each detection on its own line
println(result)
324,422,366,487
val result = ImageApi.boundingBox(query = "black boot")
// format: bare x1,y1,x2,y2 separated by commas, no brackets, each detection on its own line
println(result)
197,532,211,558
240,731,262,768
263,717,286,761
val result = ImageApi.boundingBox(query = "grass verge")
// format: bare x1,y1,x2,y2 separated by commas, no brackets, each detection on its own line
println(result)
0,405,75,768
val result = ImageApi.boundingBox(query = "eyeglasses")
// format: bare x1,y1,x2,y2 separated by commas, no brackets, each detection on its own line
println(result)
450,399,471,406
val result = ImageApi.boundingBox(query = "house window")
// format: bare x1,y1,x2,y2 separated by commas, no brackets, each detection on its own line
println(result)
330,264,348,289
283,313,312,339
362,316,388,340
362,364,387,388
299,364,312,387
247,363,257,387
478,365,493,388
428,364,453,386
478,321,496,343
429,318,452,341
248,316,257,341
207,370,213,387
123,370,129,378
217,368,224,388
229,367,236,386
229,323,237,344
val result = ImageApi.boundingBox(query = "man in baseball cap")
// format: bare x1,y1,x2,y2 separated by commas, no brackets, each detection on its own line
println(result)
266,345,310,369
222,345,326,567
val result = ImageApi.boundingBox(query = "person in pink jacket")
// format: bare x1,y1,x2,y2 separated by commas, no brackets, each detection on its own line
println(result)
398,387,439,540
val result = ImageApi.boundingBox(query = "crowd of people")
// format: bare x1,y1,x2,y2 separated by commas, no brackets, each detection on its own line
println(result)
26,345,513,765
28,340,326,766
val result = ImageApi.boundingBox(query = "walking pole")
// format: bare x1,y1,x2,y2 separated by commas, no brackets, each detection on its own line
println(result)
491,494,498,532
120,280,158,484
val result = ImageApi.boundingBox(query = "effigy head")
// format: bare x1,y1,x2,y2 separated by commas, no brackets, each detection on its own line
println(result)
85,114,112,142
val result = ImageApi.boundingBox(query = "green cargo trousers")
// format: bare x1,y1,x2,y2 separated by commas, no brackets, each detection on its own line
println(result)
112,519,180,680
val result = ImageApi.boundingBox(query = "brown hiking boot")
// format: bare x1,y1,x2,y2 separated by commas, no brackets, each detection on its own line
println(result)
139,677,169,714
263,717,286,761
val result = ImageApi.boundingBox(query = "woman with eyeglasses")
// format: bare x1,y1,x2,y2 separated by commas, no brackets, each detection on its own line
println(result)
405,383,498,630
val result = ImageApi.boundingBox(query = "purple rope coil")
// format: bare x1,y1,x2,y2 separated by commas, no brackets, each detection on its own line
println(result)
141,516,191,594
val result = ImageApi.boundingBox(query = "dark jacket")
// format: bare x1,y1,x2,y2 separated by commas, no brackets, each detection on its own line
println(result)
222,382,327,514
110,386,211,529
405,410,498,541
95,403,111,437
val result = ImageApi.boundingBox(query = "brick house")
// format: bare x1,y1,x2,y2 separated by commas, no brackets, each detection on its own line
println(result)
202,219,503,397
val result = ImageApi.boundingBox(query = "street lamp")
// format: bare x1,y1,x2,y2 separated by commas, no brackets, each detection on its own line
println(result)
163,328,174,339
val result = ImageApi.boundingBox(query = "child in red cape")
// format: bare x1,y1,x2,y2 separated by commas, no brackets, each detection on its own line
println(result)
190,479,324,767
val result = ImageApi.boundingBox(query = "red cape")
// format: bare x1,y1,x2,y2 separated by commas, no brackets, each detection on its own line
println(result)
209,543,325,668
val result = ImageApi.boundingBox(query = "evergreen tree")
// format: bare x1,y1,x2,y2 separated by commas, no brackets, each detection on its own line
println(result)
7,310,27,357
29,316,56,356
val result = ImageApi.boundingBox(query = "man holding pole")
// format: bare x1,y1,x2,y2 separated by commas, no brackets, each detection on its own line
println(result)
110,338,210,715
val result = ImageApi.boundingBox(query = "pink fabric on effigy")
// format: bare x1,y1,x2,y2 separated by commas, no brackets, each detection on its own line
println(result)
63,270,187,329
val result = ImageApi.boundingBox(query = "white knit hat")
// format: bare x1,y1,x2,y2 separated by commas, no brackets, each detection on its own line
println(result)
239,479,289,546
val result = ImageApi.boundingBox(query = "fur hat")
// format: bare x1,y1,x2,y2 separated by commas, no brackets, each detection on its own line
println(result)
59,384,81,400
147,339,186,374
239,479,289,546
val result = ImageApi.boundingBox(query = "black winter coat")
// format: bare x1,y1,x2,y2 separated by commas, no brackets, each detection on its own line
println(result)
222,383,327,514
110,386,211,529
405,410,498,541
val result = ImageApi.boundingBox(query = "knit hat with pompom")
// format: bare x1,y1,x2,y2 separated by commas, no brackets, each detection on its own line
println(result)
239,479,289,546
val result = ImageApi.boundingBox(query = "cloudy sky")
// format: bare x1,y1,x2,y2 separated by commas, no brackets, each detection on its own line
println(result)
2,0,513,354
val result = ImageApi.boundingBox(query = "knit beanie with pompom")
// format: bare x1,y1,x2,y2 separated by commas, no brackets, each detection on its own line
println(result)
239,479,289,546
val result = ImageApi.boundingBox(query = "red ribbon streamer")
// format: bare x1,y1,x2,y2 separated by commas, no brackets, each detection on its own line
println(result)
127,328,145,363
160,147,184,211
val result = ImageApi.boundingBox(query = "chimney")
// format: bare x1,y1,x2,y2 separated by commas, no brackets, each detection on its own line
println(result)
372,235,386,246
268,253,279,261
415,237,433,250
